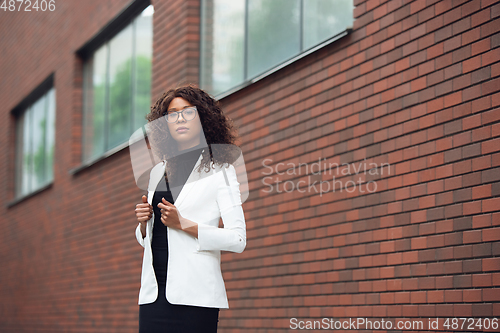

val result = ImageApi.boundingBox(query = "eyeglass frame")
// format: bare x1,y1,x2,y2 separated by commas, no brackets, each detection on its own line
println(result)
162,106,198,123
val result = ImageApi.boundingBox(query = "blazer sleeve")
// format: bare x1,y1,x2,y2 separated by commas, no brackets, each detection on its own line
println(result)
136,222,145,247
196,164,246,253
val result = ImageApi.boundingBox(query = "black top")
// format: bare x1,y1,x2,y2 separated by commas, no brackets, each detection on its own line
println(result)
161,142,207,201
150,142,206,285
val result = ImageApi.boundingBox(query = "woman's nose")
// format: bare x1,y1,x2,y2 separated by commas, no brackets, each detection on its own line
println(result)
177,113,186,122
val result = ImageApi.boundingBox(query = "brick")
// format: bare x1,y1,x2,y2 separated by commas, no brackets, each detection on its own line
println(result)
435,81,453,96
481,17,500,38
453,74,471,91
444,35,462,53
462,27,481,45
454,275,472,288
410,50,427,66
483,258,500,271
444,63,462,80
462,55,482,73
463,84,482,102
463,230,482,243
471,66,491,84
444,91,462,107
472,155,492,171
483,227,500,242
482,48,500,66
444,6,461,26
484,197,500,213
472,37,491,56
453,102,472,117
411,0,426,14
452,45,472,63
482,138,500,154
462,0,481,17
435,0,452,15
427,42,444,59
452,17,471,35
493,2,500,18
476,126,494,147
435,25,452,42
493,92,500,107
472,8,490,27
492,32,500,48
473,183,492,199
354,2,367,18
482,108,500,125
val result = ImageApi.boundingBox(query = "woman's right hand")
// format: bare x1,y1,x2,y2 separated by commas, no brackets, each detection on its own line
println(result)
136,195,153,224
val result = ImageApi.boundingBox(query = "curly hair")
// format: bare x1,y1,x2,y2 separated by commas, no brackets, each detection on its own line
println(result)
146,83,241,180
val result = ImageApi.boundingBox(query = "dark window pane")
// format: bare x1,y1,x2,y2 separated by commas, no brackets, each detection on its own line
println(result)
45,88,56,182
30,95,46,189
134,8,153,130
108,24,133,149
83,46,107,161
303,0,354,49
15,112,24,196
21,109,31,195
201,0,245,95
247,0,300,78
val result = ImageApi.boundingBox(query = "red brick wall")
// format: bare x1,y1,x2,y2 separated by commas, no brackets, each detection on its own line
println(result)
0,1,167,332
150,0,200,96
0,0,499,332
217,0,500,330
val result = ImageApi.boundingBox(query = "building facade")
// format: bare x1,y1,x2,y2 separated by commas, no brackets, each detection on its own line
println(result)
0,0,499,331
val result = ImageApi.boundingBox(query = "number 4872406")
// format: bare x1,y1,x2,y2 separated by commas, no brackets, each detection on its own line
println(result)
443,318,498,330
1,0,56,11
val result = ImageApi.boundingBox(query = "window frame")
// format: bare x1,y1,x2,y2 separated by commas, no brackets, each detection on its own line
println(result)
8,75,56,207
199,0,353,99
72,0,152,174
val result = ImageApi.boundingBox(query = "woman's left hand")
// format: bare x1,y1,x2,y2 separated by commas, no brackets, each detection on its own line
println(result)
158,198,183,230
157,197,199,238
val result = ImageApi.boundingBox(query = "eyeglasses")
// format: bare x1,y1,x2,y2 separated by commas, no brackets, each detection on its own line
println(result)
163,106,197,123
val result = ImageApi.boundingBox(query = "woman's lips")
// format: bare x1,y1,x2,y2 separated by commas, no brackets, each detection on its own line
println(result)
176,127,188,133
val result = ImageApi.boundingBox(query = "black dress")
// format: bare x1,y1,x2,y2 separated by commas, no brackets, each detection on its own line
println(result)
139,143,219,333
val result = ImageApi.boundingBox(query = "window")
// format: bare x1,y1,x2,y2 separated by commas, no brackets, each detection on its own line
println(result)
82,4,153,162
200,0,354,96
15,88,56,197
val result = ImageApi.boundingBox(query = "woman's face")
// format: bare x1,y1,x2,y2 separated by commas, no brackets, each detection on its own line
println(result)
166,97,203,151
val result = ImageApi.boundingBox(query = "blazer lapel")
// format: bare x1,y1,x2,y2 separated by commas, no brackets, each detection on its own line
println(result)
147,161,166,205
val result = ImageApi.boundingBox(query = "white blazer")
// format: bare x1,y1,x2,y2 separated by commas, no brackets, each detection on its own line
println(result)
135,148,246,308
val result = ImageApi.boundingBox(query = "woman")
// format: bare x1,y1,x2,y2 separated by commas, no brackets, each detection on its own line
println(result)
134,84,246,332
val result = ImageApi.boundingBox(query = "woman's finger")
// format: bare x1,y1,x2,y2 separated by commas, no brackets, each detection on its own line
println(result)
157,202,165,209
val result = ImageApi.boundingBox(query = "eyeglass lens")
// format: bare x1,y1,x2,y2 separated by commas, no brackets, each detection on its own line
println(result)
165,107,196,123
